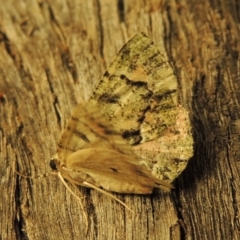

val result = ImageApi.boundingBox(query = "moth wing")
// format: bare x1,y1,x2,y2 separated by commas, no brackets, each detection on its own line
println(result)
132,105,194,181
91,32,178,144
57,101,137,165
65,148,172,193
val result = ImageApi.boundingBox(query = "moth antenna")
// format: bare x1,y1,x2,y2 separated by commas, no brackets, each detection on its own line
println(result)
15,170,55,179
82,181,134,213
57,172,89,234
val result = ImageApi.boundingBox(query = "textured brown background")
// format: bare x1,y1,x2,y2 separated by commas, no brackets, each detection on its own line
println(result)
0,0,239,239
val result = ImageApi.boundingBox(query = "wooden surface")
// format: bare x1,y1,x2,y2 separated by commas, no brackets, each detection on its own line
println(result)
0,0,239,239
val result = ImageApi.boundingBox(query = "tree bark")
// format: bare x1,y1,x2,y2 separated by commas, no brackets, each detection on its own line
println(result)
0,0,239,239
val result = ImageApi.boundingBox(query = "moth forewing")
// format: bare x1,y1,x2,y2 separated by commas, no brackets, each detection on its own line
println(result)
91,32,178,145
64,148,172,194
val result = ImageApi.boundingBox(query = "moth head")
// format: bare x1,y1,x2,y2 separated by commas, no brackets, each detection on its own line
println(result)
49,153,62,171
49,159,58,170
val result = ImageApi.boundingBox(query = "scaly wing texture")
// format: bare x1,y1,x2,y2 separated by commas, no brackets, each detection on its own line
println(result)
91,33,193,182
91,32,178,145
56,101,172,192
132,105,193,180
57,101,135,165
65,148,171,193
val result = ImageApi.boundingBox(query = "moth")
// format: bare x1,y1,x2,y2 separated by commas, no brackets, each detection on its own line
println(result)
52,100,172,202
17,33,180,224
46,100,173,213
91,32,193,181
17,101,172,217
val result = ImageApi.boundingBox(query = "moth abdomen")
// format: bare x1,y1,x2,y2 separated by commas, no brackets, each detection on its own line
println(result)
99,178,154,194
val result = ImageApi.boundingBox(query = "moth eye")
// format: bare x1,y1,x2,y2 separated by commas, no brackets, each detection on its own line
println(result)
49,160,57,170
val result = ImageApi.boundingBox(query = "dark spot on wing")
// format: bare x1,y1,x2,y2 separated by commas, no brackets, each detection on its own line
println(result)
73,130,90,142
110,168,118,172
71,116,78,122
103,71,110,78
125,78,147,87
153,89,177,101
134,168,147,177
119,47,131,61
99,93,120,103
97,123,116,135
122,130,142,144
120,74,125,79
117,0,125,22
66,125,90,143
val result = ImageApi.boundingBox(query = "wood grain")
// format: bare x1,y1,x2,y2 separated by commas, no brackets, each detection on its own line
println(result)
0,0,239,239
